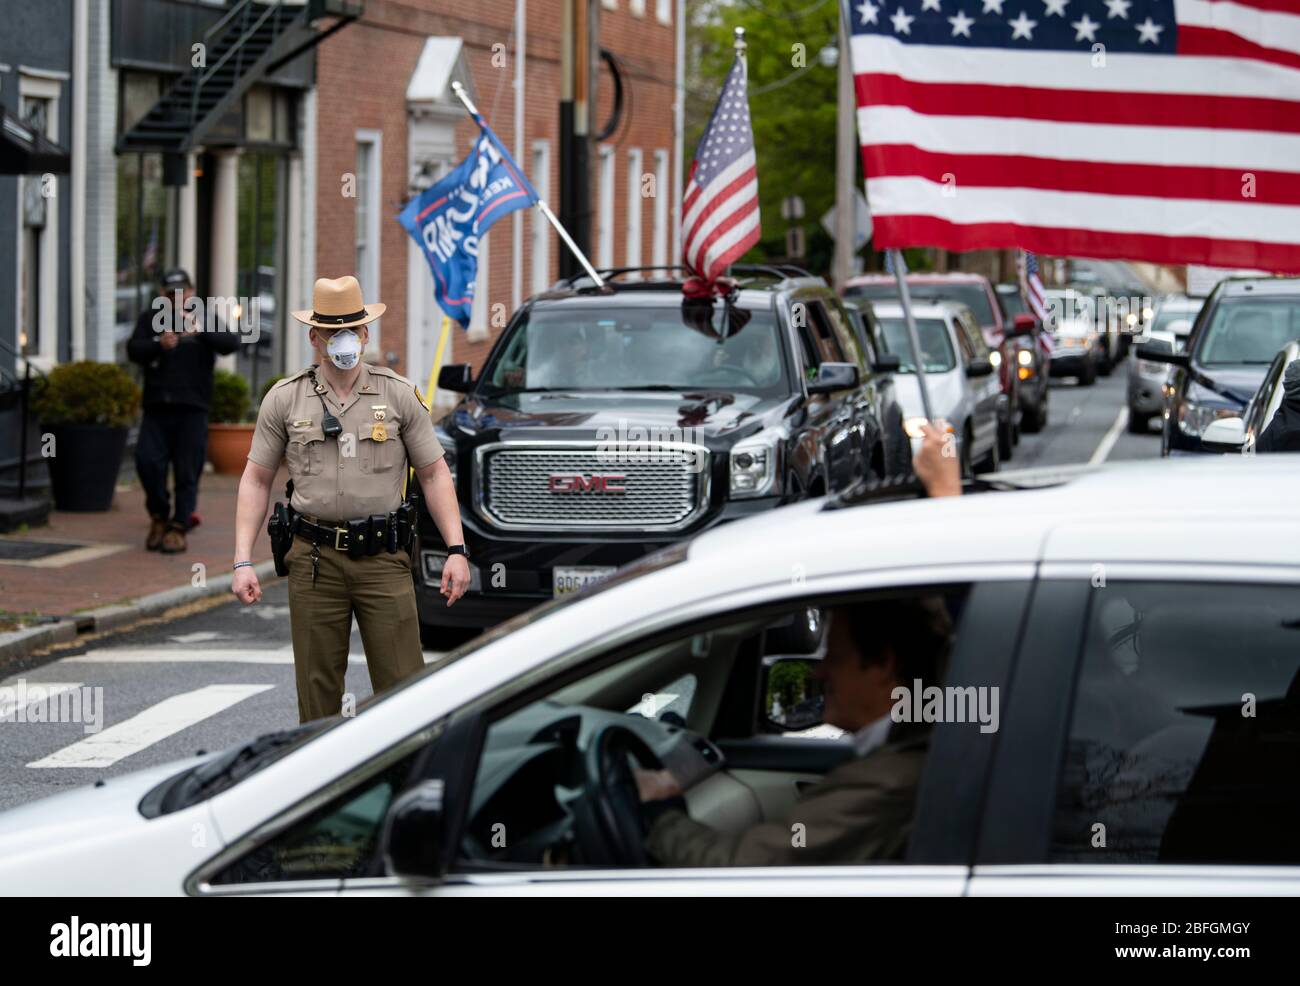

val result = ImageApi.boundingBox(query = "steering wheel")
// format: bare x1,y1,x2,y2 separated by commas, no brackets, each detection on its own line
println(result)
575,724,665,867
697,364,760,387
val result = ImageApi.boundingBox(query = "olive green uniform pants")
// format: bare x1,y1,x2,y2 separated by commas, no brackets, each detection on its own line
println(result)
285,534,424,723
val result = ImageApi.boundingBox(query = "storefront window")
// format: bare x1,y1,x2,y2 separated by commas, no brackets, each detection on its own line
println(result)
236,152,286,399
115,153,171,366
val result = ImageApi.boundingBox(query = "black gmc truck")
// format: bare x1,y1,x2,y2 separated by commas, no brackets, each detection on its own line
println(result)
416,266,910,640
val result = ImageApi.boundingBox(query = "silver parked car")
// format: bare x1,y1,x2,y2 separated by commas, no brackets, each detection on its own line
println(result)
871,301,1002,475
1127,296,1202,433
1,456,1299,895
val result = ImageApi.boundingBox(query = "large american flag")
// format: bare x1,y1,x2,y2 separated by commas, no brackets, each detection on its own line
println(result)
846,0,1300,272
682,53,761,283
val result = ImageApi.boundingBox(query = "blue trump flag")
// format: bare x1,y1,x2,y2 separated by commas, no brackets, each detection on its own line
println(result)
398,115,539,328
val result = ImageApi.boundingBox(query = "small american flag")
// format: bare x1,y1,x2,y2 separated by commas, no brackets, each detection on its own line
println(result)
846,0,1300,272
682,53,761,284
1018,250,1055,354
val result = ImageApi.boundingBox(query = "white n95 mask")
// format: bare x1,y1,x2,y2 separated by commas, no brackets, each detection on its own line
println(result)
326,329,362,370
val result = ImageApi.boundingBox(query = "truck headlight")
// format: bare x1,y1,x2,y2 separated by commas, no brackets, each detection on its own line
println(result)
730,433,779,498
1017,349,1034,366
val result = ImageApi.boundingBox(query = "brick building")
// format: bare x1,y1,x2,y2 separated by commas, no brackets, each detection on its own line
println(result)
310,0,683,401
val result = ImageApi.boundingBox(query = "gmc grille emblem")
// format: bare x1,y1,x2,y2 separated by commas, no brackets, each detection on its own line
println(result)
548,473,627,494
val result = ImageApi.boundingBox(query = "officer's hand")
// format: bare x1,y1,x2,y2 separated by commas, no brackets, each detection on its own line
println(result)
914,420,962,498
441,554,470,607
159,331,179,351
232,566,262,605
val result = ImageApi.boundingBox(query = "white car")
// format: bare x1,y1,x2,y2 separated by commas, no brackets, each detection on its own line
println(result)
3,457,1300,896
871,301,1002,476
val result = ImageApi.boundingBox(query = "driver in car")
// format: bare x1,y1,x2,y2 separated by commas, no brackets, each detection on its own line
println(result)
634,423,960,866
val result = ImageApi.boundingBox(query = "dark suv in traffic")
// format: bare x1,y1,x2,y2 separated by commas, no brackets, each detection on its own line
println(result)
1138,277,1300,455
416,266,909,636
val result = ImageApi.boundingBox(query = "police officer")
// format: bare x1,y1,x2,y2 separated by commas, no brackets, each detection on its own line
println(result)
230,275,470,722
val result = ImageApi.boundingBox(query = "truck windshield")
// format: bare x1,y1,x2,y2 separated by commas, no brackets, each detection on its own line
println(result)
480,304,787,395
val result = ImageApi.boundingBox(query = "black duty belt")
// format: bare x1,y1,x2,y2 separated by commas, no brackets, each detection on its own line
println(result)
292,504,415,559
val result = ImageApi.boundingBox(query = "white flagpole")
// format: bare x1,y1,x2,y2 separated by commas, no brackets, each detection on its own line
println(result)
450,81,606,289
889,249,936,422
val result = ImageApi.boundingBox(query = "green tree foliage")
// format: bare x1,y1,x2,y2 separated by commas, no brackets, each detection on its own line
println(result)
688,0,843,272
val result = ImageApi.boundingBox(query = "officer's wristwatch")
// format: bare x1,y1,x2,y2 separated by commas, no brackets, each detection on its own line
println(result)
446,544,469,558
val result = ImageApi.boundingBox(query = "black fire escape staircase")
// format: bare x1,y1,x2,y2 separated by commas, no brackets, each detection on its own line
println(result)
118,0,363,158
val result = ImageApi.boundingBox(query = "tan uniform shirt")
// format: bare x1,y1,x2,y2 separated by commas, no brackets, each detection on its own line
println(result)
249,362,444,523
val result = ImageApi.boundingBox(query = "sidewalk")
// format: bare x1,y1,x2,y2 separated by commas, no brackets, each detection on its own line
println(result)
0,466,283,620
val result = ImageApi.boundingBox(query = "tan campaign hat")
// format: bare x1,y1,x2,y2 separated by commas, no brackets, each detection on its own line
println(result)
292,275,386,329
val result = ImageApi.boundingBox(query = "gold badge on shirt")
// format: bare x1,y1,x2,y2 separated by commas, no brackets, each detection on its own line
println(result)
371,423,388,442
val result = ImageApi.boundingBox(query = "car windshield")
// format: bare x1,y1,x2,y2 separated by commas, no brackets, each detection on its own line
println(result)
479,304,787,395
876,317,957,373
847,282,995,326
1197,298,1300,366
998,289,1027,316
1150,307,1196,336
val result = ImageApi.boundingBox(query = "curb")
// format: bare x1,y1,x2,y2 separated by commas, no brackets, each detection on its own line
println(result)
0,620,79,664
0,560,277,665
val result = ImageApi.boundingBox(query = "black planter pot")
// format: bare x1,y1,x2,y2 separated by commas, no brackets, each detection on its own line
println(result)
44,424,129,512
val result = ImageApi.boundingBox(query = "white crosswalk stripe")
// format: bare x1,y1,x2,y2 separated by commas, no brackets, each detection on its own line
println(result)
64,647,364,665
27,684,274,769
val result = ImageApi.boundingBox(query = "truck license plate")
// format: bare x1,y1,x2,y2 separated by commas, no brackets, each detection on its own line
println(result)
553,566,617,597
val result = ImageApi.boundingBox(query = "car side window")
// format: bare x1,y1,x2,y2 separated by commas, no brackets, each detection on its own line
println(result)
850,309,879,366
959,314,990,359
1050,581,1300,865
806,301,847,364
822,301,865,369
791,306,822,381
454,588,971,870
952,318,976,364
210,751,419,885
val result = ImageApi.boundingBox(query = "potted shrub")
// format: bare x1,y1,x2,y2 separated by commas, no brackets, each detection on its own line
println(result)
32,361,141,512
208,369,253,475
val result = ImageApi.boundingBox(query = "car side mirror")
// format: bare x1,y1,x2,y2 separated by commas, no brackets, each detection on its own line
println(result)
380,779,446,881
1011,313,1036,337
1135,341,1190,368
437,364,474,393
872,352,902,374
965,358,995,378
1201,416,1247,453
807,361,860,394
762,656,824,733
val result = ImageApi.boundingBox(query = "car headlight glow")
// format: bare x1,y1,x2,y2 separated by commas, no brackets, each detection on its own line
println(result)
1176,398,1238,437
730,433,780,498
988,350,1002,368
1126,312,1138,326
1017,349,1034,366
1143,307,1154,321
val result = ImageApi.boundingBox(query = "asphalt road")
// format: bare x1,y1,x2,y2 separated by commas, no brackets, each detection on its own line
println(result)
0,360,1159,811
